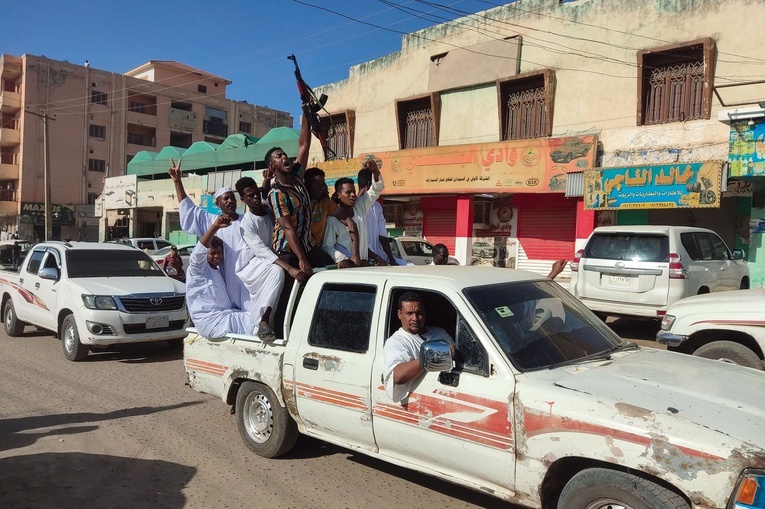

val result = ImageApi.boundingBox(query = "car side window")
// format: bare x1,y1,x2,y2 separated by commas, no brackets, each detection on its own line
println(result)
693,233,714,261
308,284,376,353
42,251,60,270
156,241,172,250
680,232,701,261
137,241,154,251
26,249,45,274
708,234,730,260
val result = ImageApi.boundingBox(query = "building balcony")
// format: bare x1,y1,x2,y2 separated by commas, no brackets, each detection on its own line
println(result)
0,127,20,147
0,90,21,113
0,163,18,180
0,58,22,79
0,200,18,216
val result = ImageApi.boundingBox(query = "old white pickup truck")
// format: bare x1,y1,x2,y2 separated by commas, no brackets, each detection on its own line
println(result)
184,266,765,509
0,241,189,361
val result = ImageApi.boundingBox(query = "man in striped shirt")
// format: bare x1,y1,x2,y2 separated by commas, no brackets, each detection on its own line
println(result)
265,112,333,277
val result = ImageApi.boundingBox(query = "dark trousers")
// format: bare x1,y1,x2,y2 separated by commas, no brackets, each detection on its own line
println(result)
273,246,333,334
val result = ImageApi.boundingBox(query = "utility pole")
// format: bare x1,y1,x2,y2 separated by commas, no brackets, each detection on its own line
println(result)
26,109,56,241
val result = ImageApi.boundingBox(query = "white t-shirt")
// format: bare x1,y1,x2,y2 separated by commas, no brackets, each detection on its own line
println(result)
383,326,452,403
366,201,387,260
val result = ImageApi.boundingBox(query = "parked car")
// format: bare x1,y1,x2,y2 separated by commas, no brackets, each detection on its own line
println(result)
388,236,459,265
658,288,765,370
109,237,174,251
151,243,194,271
570,225,748,319
0,239,31,270
471,241,496,258
0,241,189,361
550,138,592,163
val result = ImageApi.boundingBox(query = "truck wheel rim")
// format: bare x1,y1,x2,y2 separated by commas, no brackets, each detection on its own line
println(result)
243,392,273,443
5,306,12,330
64,324,75,353
584,500,631,509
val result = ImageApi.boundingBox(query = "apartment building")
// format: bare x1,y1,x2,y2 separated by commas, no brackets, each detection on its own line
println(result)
306,0,765,284
0,54,292,241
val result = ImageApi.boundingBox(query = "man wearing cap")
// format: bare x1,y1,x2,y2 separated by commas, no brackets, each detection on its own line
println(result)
168,160,250,310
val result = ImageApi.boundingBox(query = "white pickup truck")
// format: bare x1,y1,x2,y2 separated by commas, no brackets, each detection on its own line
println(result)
184,266,765,509
658,288,765,370
0,241,189,361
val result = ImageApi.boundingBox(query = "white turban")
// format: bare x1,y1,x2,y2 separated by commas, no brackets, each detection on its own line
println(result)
213,187,233,200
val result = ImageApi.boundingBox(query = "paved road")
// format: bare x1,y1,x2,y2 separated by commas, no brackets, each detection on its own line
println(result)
0,319,663,509
0,327,523,509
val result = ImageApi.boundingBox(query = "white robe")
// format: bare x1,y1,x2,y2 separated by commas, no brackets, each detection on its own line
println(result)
322,175,385,262
179,197,249,310
235,210,285,324
186,243,252,338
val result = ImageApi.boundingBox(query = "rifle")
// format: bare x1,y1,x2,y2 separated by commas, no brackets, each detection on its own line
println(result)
288,54,335,161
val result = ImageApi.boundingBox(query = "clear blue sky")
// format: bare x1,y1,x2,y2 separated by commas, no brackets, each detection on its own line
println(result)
0,0,501,124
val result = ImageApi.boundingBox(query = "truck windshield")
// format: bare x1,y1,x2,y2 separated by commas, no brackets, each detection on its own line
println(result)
463,281,625,371
66,250,165,278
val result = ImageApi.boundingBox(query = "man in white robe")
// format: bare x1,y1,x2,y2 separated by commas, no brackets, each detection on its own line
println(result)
186,216,252,338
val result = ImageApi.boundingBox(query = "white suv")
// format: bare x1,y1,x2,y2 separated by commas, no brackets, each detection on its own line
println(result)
569,225,748,319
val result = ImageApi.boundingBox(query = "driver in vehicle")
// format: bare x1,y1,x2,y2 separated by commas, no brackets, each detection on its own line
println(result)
383,291,454,403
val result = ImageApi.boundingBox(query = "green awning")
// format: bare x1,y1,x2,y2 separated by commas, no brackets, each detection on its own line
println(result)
127,127,300,177
219,134,259,150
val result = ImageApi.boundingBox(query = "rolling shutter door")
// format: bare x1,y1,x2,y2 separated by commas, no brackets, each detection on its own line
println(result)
423,210,457,254
516,194,576,260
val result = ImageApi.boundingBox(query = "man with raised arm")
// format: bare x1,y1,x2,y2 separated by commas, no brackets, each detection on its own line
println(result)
186,216,254,338
169,159,249,310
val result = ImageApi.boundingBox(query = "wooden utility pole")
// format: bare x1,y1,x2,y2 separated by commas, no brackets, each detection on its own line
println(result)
26,109,55,241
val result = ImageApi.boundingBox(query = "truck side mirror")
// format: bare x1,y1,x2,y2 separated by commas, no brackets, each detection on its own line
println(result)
732,249,745,261
420,339,453,372
39,267,59,281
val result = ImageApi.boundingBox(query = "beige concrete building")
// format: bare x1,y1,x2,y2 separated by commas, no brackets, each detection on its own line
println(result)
0,54,292,241
308,0,765,276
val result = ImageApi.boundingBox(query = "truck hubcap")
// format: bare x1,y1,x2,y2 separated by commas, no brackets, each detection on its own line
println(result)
585,500,631,509
64,325,75,352
243,392,273,443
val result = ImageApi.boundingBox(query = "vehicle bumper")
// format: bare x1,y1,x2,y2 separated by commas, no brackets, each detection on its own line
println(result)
75,309,190,345
656,330,688,347
579,298,668,319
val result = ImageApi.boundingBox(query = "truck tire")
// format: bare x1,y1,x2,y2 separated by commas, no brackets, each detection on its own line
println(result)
558,468,689,509
693,341,763,370
235,381,298,458
62,314,89,361
4,299,25,337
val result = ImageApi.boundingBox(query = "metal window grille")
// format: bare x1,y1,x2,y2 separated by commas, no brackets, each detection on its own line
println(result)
504,86,546,140
644,61,704,124
327,120,349,158
404,107,435,148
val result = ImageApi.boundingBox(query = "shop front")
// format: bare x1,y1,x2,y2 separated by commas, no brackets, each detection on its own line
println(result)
19,202,75,242
583,160,746,255
317,135,598,273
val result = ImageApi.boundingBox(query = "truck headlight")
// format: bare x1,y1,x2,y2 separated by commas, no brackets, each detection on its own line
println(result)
82,295,118,310
660,314,676,331
730,470,765,508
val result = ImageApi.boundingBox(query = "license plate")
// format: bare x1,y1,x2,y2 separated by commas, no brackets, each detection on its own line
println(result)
608,274,631,286
146,316,169,329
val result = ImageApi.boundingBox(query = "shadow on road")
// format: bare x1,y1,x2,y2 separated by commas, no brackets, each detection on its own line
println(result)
282,434,345,460
0,401,202,453
0,452,196,509
85,341,184,364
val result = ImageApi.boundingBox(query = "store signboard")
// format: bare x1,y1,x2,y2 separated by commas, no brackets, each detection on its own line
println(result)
20,202,75,226
729,121,765,177
316,136,598,195
103,174,138,209
583,161,723,210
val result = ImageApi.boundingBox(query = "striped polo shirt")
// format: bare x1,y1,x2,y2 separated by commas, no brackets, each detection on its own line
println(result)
267,168,312,254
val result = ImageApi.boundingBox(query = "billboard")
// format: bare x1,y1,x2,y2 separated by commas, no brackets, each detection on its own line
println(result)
583,161,723,210
729,121,765,177
316,136,598,195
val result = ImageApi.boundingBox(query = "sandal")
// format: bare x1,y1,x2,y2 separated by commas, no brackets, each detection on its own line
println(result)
256,324,276,342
